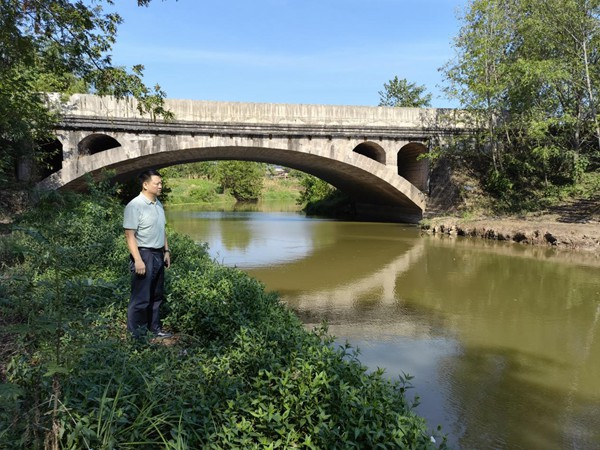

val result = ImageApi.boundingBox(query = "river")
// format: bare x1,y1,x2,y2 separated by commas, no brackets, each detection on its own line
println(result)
166,203,600,450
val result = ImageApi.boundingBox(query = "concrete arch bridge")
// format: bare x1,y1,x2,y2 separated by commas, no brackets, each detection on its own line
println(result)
40,94,462,222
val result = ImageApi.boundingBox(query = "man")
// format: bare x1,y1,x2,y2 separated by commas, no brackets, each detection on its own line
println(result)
123,169,172,338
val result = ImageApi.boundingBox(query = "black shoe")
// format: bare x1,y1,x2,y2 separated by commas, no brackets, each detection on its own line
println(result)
154,330,173,338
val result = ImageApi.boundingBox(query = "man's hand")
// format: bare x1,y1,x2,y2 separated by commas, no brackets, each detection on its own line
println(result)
164,252,171,269
134,258,146,275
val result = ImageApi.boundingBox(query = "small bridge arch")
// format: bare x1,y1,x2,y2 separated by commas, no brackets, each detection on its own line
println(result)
78,133,121,156
398,142,429,193
353,141,386,164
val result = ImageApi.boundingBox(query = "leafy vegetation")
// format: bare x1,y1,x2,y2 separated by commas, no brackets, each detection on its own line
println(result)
0,0,170,190
290,174,351,217
164,178,222,205
161,162,219,181
262,178,302,202
215,161,266,202
0,190,446,449
440,0,600,213
378,77,432,107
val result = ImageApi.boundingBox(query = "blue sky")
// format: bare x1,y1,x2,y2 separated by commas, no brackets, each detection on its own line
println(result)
112,0,466,107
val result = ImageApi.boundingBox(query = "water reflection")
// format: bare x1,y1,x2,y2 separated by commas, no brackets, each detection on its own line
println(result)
166,207,600,450
166,208,318,267
397,239,600,449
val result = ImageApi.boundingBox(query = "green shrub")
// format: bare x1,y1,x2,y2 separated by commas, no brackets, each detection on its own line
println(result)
0,191,447,449
189,183,218,203
164,250,282,344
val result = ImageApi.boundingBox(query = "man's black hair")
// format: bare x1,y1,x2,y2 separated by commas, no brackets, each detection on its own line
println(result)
139,169,162,185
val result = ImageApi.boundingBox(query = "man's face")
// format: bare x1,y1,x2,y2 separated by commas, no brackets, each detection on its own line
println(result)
144,175,163,197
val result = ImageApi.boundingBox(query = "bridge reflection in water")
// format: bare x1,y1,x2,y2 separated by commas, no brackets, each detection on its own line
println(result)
166,207,600,450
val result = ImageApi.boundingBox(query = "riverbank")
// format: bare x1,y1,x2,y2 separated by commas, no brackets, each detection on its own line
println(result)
421,214,600,253
1,192,444,449
164,177,302,206
423,175,600,253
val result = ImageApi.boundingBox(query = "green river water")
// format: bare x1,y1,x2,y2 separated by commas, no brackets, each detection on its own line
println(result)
166,204,600,449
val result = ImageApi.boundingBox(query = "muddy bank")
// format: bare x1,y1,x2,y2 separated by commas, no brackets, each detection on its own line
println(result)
421,216,600,253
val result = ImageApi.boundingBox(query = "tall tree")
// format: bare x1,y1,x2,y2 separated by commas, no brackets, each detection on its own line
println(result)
215,161,265,202
442,0,518,174
0,0,170,188
378,76,432,107
524,0,600,153
442,0,600,206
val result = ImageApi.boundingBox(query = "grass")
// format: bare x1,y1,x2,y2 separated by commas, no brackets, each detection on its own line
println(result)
164,177,302,206
262,178,302,202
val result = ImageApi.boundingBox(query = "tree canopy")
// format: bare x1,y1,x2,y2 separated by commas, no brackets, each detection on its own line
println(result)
215,161,265,202
378,76,432,108
442,0,600,209
0,0,169,188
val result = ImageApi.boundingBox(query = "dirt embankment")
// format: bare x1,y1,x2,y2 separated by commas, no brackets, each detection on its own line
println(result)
423,195,600,253
422,216,599,253
424,160,600,253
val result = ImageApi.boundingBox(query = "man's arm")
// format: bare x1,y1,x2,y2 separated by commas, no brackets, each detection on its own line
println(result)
125,229,145,275
163,233,171,268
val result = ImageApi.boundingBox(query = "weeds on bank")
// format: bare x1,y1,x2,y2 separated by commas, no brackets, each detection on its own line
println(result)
0,190,447,449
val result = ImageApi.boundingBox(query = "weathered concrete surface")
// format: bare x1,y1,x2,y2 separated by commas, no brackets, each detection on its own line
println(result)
61,94,462,128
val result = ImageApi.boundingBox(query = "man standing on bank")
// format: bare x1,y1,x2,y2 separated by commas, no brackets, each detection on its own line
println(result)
123,169,172,338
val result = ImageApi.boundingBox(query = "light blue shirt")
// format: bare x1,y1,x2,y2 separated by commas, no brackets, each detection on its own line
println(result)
123,193,166,249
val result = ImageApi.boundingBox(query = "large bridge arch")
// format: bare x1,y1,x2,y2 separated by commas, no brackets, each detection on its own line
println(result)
41,136,426,221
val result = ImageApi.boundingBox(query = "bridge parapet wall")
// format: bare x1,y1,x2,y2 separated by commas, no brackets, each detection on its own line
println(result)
60,94,463,130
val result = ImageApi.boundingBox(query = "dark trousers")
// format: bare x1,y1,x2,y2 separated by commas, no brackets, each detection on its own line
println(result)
127,248,165,337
